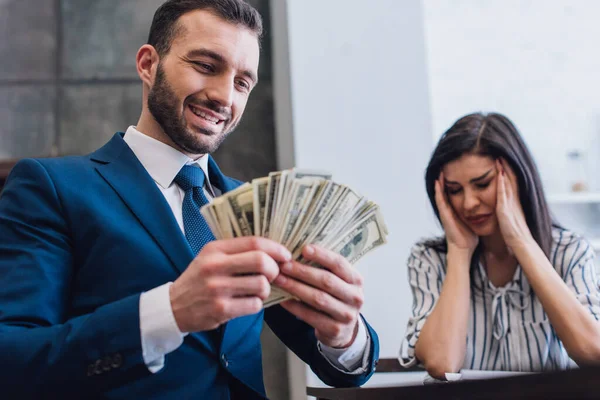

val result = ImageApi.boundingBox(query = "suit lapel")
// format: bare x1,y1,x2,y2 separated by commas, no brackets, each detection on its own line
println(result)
207,155,243,193
92,134,251,353
90,133,195,276
92,134,219,353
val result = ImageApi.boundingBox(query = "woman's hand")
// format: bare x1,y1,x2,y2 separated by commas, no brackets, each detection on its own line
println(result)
495,159,534,251
435,172,478,255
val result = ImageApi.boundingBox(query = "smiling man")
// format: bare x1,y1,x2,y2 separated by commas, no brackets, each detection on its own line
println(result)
0,1,379,398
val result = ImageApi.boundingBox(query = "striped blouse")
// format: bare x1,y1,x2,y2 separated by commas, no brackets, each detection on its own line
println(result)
399,227,600,372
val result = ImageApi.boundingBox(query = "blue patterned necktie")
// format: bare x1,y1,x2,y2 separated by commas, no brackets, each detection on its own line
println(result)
174,165,215,254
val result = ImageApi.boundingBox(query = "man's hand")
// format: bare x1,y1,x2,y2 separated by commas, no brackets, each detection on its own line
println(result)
273,245,364,348
169,237,292,333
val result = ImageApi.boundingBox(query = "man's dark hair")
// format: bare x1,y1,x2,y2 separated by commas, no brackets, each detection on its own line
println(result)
148,0,263,56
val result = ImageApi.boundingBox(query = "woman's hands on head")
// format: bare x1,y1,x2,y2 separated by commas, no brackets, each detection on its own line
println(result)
495,158,535,251
435,172,479,256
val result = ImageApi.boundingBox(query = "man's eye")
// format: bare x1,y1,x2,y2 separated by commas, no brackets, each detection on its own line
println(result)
236,79,250,90
194,62,214,72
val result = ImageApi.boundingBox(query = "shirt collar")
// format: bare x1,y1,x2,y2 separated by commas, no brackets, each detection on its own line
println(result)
123,126,213,192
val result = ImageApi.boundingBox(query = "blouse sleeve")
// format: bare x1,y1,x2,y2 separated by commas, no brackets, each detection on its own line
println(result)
560,236,600,321
399,243,446,367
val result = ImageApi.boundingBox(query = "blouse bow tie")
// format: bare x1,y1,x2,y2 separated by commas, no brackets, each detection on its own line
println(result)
491,287,530,341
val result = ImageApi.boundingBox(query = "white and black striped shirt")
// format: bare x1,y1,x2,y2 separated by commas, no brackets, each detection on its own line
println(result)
399,227,600,372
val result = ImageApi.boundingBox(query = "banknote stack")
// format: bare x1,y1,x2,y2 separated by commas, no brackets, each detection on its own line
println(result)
200,169,388,307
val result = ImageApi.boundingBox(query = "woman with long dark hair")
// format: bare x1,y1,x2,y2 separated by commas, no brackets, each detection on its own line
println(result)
399,112,600,378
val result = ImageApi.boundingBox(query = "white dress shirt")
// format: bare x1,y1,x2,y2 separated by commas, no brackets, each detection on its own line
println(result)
123,126,370,374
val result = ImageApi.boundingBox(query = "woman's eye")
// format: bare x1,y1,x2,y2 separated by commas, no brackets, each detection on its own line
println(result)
476,181,491,189
446,187,461,195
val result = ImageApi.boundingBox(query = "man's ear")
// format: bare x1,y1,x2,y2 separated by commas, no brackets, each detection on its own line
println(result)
136,44,160,87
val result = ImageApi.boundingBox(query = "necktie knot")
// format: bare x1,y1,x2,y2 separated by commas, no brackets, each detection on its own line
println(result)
174,165,206,192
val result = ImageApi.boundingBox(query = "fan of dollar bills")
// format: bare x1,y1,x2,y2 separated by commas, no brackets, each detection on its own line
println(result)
200,168,389,307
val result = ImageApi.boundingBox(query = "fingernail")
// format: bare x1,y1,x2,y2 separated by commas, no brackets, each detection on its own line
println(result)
281,261,292,272
282,249,292,261
305,245,315,255
274,275,287,285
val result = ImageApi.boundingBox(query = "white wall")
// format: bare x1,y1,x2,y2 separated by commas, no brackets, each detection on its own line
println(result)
422,0,600,254
271,0,438,397
423,0,600,194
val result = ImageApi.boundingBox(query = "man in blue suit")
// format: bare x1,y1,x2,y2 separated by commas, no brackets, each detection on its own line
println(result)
0,0,379,398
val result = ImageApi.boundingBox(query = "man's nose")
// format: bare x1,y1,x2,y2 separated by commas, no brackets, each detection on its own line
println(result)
205,75,234,109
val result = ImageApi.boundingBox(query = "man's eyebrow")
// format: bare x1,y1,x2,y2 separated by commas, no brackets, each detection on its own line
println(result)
445,169,493,185
242,69,258,86
186,48,225,63
185,48,258,85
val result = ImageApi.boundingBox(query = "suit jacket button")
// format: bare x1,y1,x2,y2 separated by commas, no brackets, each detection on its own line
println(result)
102,356,112,372
111,353,123,369
94,359,104,375
221,353,229,368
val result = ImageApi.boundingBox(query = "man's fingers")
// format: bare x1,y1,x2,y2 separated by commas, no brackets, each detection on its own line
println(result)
218,297,264,320
278,260,363,307
300,245,358,285
274,275,356,323
203,236,291,263
280,300,352,340
221,251,281,282
216,275,271,300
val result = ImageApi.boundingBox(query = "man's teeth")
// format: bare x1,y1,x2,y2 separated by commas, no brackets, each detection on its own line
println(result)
190,106,220,123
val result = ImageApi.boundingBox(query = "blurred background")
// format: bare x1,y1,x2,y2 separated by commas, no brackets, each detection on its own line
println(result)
0,0,275,180
2,0,600,399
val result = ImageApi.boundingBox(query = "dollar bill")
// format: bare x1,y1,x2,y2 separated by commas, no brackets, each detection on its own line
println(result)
214,199,235,239
284,180,333,248
199,168,388,309
292,185,362,258
329,207,387,264
262,171,282,238
267,207,388,307
263,285,295,308
279,179,321,245
223,183,254,237
289,182,342,258
252,177,269,236
200,204,222,239
270,169,329,241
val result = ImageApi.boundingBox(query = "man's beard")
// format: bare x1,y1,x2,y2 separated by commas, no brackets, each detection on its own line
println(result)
147,64,237,154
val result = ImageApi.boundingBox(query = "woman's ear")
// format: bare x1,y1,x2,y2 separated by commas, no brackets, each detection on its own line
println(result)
136,44,160,87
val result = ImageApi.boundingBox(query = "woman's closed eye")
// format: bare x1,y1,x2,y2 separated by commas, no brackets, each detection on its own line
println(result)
445,186,462,195
445,180,491,195
475,180,492,190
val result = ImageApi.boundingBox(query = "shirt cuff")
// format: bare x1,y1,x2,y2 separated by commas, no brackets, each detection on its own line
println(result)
139,282,188,373
318,316,370,372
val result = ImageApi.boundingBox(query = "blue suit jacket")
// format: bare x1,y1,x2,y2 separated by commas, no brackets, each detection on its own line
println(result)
0,133,379,399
